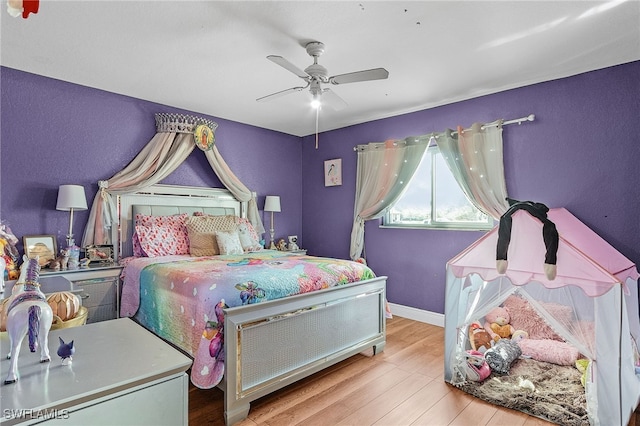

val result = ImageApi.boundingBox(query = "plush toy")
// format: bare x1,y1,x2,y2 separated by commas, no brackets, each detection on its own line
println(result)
469,321,494,353
464,350,491,382
484,306,515,341
511,329,529,342
0,223,20,281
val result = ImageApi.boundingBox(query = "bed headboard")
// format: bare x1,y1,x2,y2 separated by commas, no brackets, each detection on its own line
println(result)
117,184,244,260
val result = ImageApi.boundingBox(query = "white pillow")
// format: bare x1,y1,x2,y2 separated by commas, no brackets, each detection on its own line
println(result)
237,222,263,252
215,231,244,255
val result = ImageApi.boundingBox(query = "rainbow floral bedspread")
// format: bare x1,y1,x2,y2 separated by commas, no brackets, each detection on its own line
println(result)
119,250,376,389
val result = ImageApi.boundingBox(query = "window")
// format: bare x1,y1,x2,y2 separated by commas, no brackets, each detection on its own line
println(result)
384,147,493,230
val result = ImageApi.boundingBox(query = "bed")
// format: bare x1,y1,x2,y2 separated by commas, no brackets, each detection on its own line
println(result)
115,184,387,425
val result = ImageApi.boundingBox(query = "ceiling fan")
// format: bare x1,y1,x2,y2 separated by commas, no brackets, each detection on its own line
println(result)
256,41,389,111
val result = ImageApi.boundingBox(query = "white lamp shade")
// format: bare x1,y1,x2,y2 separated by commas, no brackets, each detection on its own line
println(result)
264,195,281,212
56,185,88,211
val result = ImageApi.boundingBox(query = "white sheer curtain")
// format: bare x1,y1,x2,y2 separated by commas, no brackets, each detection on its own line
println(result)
350,137,429,260
83,113,264,247
436,120,509,219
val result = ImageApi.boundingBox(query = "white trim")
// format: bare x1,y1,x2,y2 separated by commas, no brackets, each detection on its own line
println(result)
388,303,444,327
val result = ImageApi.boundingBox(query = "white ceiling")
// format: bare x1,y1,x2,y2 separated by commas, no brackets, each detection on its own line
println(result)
2,1,639,137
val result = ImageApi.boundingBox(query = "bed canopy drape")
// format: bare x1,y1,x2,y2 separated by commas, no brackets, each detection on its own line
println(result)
82,113,264,250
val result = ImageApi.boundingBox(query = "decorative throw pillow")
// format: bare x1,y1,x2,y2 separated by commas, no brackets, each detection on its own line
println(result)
215,231,244,255
237,221,262,252
504,295,572,341
135,224,184,257
237,217,260,242
132,232,147,257
134,213,190,256
185,215,237,256
517,338,579,366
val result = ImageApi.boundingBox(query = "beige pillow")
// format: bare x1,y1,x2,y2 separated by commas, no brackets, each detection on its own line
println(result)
185,215,237,256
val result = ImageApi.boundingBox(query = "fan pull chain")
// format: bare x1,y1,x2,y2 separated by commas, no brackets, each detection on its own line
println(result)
315,106,319,149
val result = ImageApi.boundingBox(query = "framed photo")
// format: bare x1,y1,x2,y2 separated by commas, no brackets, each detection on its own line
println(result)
324,158,342,187
23,235,57,267
83,245,113,263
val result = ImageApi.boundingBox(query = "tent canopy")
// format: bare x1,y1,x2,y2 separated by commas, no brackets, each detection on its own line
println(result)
448,208,639,297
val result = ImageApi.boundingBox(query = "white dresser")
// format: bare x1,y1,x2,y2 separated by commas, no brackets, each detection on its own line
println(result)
0,318,192,425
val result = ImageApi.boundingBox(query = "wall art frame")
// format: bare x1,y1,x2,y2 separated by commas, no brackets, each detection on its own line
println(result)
324,158,342,187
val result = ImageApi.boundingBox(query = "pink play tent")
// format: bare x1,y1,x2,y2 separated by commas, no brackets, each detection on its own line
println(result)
444,208,640,425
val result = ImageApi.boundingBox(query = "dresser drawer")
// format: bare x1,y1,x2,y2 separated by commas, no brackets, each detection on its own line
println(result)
38,265,122,324
73,277,118,323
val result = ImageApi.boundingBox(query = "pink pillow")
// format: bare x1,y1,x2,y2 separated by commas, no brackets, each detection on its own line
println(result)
134,224,187,257
504,295,572,341
133,213,189,256
517,339,579,366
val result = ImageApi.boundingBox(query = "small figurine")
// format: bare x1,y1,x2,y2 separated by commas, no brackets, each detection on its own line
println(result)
57,336,75,365
79,258,91,268
276,239,287,251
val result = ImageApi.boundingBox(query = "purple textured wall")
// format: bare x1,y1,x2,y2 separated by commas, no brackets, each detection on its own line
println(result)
2,63,639,315
302,61,640,314
0,67,303,253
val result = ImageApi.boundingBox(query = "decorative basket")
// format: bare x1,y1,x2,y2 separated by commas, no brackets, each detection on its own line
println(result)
51,306,88,330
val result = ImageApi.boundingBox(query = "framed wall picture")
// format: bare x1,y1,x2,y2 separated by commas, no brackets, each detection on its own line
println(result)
324,158,342,187
23,235,57,267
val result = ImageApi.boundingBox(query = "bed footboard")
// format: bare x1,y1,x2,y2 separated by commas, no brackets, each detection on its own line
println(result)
222,276,387,425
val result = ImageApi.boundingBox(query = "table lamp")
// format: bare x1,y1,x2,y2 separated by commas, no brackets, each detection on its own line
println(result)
56,184,88,247
264,195,281,250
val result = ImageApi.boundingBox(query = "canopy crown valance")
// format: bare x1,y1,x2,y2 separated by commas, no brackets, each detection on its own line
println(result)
155,113,218,134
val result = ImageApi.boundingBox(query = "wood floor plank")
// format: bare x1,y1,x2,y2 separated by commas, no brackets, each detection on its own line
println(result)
260,358,398,425
247,355,381,424
373,376,453,425
449,397,500,426
410,385,475,425
296,368,414,426
336,372,434,426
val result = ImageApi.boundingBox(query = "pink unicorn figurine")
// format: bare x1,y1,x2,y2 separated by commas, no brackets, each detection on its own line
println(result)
4,255,53,384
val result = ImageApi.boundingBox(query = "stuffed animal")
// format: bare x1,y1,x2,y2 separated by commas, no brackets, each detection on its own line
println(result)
0,223,20,281
469,321,494,353
484,306,515,341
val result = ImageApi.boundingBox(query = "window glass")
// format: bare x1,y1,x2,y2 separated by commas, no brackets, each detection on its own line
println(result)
384,148,493,230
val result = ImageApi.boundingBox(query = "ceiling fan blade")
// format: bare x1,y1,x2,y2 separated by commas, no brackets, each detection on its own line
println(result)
267,55,309,79
256,86,306,102
329,68,389,85
321,88,348,111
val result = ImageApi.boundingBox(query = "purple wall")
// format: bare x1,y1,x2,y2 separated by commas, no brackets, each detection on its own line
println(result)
0,67,303,254
2,62,639,315
302,61,640,314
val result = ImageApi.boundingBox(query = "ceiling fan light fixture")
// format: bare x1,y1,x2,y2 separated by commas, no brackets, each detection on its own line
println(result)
311,92,321,109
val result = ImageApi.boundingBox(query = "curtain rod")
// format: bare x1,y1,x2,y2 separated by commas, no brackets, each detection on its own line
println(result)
353,114,535,151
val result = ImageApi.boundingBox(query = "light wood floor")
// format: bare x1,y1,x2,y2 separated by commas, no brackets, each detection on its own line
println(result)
188,316,566,425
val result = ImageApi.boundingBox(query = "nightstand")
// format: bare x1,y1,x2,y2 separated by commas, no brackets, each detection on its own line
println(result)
40,263,123,324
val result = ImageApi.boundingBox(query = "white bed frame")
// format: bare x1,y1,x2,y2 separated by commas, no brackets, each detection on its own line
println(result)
117,184,387,425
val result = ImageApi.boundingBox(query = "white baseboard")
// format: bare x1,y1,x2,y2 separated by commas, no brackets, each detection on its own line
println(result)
388,303,444,327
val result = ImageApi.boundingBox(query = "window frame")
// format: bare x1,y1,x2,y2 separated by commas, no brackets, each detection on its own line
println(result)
382,147,494,231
